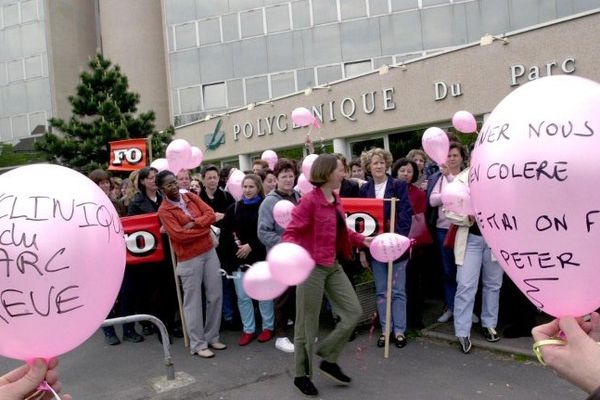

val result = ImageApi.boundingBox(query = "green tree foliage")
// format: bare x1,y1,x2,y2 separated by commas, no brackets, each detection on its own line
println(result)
36,53,173,174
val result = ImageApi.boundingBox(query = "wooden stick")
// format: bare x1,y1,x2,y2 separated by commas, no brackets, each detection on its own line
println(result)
168,237,189,348
147,135,153,164
384,197,397,359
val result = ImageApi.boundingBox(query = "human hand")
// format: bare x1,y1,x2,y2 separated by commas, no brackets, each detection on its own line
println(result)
183,221,195,229
532,313,600,394
0,358,72,400
159,225,167,234
439,164,449,176
215,212,225,222
362,236,374,247
236,244,252,259
359,251,369,269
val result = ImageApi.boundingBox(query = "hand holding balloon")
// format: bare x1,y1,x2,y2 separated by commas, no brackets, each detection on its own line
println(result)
0,358,72,400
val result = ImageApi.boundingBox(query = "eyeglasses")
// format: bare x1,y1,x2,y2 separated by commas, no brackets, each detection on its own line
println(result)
162,181,178,189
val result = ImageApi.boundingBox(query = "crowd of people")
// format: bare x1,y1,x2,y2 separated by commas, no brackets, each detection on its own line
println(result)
84,142,543,396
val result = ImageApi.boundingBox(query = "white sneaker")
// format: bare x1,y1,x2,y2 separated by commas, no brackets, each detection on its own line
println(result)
275,337,294,353
472,314,480,324
437,309,454,323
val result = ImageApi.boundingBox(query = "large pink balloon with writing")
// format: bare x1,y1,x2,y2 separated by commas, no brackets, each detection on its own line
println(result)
273,200,295,228
243,261,288,301
0,165,126,360
369,233,411,263
469,75,600,317
441,180,473,216
267,242,315,286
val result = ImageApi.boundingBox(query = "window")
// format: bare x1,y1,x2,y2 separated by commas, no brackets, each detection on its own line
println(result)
165,0,196,24
373,56,393,68
301,24,341,66
28,111,47,132
179,86,202,113
229,0,263,11
369,0,389,16
174,22,197,50
4,83,27,114
25,79,51,111
198,18,221,45
0,63,7,86
245,75,269,103
422,5,467,49
422,0,449,6
312,0,338,25
270,72,296,98
227,79,244,107
240,9,264,38
390,0,419,12
350,137,384,158
267,31,304,73
7,59,24,82
316,64,342,85
169,50,201,88
196,0,228,19
233,37,267,77
0,118,12,142
344,60,372,78
341,19,381,60
25,55,42,79
21,0,38,23
340,0,367,20
4,27,22,59
199,44,234,82
11,114,28,138
21,22,46,56
266,4,290,33
296,68,315,90
291,0,310,28
203,82,226,110
222,13,240,41
3,3,20,27
380,12,423,55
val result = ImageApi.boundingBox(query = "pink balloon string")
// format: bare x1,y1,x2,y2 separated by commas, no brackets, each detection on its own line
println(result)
32,381,61,400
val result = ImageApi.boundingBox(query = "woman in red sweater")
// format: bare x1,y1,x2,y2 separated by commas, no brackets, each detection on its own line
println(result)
156,170,227,359
282,154,372,397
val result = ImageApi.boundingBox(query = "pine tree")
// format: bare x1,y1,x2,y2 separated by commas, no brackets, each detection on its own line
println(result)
36,53,173,173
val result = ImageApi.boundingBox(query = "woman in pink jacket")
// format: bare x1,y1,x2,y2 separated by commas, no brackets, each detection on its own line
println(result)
282,154,372,397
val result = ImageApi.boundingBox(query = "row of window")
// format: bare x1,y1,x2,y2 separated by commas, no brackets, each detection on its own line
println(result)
172,52,430,122
0,0,40,30
0,109,47,141
169,0,472,51
0,53,46,86
0,21,47,61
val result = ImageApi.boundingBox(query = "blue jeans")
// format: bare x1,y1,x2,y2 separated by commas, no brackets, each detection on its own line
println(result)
436,228,457,311
454,234,504,337
372,259,407,335
233,270,275,333
222,275,236,322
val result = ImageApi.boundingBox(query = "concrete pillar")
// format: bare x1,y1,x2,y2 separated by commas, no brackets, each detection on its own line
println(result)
333,138,349,159
238,154,251,172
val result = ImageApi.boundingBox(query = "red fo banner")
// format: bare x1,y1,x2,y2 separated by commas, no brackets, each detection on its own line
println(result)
108,138,147,171
121,213,164,265
341,198,385,237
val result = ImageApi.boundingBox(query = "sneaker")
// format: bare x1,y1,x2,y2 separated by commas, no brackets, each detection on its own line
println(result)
472,314,480,324
123,331,144,343
104,334,121,346
209,341,227,350
482,327,500,342
194,348,215,358
239,332,255,346
294,376,318,397
377,334,386,348
275,337,295,353
437,309,454,323
319,360,351,385
457,336,472,354
394,334,407,348
257,329,274,343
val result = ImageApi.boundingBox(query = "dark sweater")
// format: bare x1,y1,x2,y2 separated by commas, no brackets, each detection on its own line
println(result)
200,187,235,228
219,199,267,274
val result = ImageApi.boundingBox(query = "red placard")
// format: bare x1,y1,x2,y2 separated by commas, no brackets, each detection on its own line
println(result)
108,138,147,171
341,198,385,237
121,213,164,264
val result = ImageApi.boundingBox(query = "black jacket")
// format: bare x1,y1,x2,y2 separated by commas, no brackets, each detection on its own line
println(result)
128,191,162,216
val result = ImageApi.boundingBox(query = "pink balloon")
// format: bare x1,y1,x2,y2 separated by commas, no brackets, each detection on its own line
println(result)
369,233,411,263
422,127,450,165
225,169,245,201
166,139,192,174
291,107,314,127
261,150,278,170
150,158,169,172
0,164,126,360
441,180,473,216
452,110,477,133
273,200,295,228
242,262,288,301
267,243,315,286
184,146,203,170
470,75,600,317
296,173,314,196
301,154,318,177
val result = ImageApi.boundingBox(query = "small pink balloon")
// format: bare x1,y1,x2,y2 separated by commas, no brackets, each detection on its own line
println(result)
422,127,450,165
273,200,295,228
291,107,314,127
261,150,278,170
225,169,245,201
243,261,288,301
267,242,315,286
150,158,169,172
441,180,473,216
301,154,318,177
369,233,411,263
184,146,203,170
166,139,192,174
296,173,314,196
452,110,477,133
0,164,125,360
